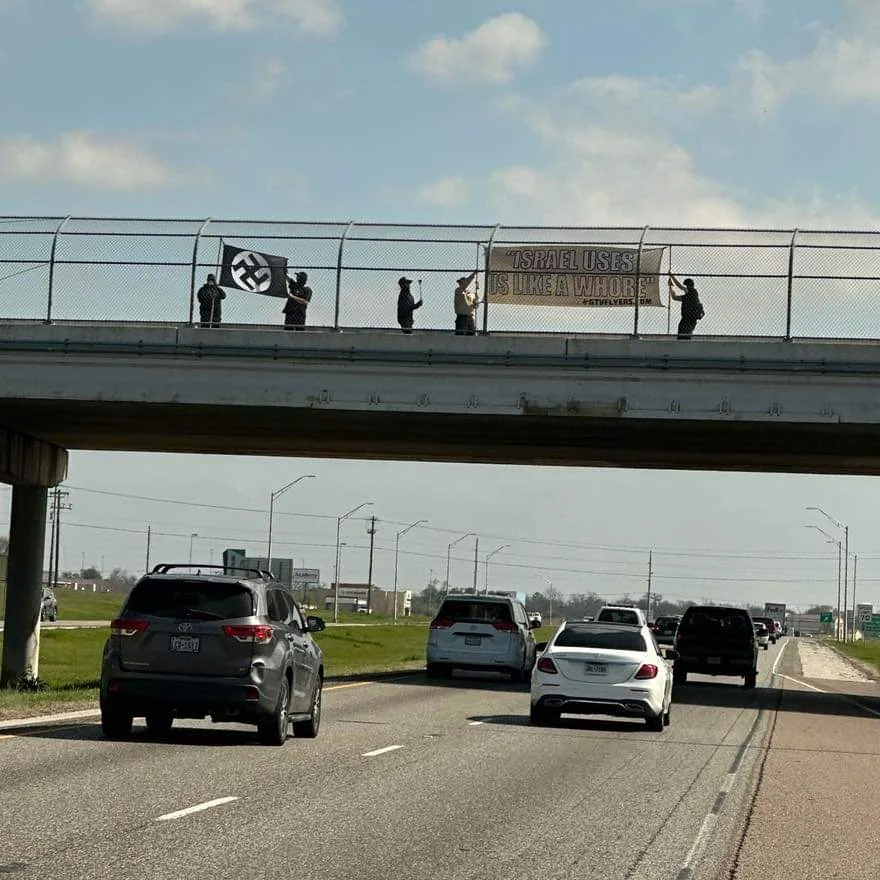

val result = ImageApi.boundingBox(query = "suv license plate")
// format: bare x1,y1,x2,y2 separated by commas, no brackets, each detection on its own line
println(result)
707,656,721,665
170,635,200,653
465,635,481,646
584,662,607,675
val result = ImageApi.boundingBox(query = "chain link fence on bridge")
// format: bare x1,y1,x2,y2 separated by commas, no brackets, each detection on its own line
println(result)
2,217,879,340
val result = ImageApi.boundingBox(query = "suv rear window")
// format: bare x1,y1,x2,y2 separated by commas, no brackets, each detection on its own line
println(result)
597,608,640,625
125,578,254,620
555,626,646,651
437,600,512,624
654,617,679,632
679,607,751,635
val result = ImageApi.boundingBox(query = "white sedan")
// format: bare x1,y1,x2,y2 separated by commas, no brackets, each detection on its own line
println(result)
530,621,674,731
753,623,770,650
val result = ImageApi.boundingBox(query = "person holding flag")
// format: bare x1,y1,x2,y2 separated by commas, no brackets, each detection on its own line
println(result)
396,276,423,334
196,273,226,328
284,271,312,330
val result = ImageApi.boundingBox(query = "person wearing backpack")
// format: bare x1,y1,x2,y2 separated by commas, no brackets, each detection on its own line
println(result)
668,274,704,339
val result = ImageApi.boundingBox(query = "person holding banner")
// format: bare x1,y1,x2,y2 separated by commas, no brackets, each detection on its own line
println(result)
196,273,226,328
453,269,480,335
668,274,704,340
284,271,312,330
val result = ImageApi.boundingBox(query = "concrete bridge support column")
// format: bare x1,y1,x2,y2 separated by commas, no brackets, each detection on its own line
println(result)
1,486,48,686
0,428,68,687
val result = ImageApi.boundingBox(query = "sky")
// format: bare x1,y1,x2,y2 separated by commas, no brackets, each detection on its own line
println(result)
2,0,880,611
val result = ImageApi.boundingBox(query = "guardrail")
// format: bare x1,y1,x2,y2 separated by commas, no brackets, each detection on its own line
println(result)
2,216,879,340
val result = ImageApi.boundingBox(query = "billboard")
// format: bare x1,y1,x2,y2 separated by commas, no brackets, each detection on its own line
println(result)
293,568,320,586
487,244,665,308
764,602,786,617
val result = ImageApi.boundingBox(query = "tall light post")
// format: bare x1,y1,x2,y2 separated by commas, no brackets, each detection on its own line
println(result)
536,574,553,623
484,544,510,593
394,519,428,622
805,524,842,638
334,502,373,623
188,532,198,565
446,532,475,594
267,474,316,573
807,507,849,640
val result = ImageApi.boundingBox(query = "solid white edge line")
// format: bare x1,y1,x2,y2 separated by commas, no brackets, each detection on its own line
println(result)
770,638,790,676
156,796,238,822
468,721,484,726
776,673,826,693
362,744,404,757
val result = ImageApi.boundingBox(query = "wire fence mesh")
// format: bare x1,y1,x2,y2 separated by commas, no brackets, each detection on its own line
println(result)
2,217,880,339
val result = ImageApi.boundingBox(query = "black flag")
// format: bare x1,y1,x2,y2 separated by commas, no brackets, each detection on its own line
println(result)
218,243,288,297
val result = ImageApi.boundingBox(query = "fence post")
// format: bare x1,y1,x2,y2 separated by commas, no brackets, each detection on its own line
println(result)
45,215,71,324
334,221,355,331
785,228,798,341
632,225,650,337
189,218,212,325
481,224,502,335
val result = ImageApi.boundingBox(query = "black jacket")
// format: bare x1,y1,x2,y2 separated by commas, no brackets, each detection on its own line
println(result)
397,288,422,327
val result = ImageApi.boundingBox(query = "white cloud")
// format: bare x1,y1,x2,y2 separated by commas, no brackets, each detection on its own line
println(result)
417,175,470,208
85,0,343,35
0,131,172,190
408,13,547,85
252,57,287,100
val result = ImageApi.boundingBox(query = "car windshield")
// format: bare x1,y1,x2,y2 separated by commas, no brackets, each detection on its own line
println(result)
554,626,646,652
598,609,640,625
437,601,512,623
124,578,254,620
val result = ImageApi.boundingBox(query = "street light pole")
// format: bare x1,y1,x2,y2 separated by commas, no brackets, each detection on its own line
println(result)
188,532,198,565
266,474,316,572
484,544,510,593
394,519,428,622
806,507,850,641
805,523,841,637
446,532,475,594
472,535,479,592
334,501,373,623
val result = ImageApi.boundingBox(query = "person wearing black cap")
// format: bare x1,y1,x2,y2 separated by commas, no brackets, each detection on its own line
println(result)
197,273,225,328
396,276,422,334
668,274,704,339
284,271,312,330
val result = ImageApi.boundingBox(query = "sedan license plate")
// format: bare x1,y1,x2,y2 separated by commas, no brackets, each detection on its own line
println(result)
465,635,481,646
170,635,200,653
584,662,607,675
707,656,721,665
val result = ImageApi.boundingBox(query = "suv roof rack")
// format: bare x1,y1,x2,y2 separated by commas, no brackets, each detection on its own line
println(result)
149,563,274,579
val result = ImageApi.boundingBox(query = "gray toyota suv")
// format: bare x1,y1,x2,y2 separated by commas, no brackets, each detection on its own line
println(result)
100,564,326,745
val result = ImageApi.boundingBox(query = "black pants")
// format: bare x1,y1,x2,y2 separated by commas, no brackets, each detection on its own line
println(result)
284,318,305,331
199,310,219,329
455,314,476,335
677,317,697,339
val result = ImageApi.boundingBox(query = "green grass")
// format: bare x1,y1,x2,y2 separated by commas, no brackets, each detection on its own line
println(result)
0,586,126,621
829,639,880,675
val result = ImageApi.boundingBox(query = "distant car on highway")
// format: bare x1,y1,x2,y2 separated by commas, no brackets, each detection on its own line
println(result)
426,593,538,681
527,611,543,628
40,586,57,622
673,605,759,689
595,605,648,627
100,563,326,745
752,616,778,644
530,621,674,731
651,615,681,645
753,622,770,650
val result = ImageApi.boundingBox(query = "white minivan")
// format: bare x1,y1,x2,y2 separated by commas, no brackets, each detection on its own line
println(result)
427,594,539,681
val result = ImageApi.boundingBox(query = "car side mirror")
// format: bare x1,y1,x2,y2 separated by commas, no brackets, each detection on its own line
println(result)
664,649,679,661
535,641,548,653
306,616,326,633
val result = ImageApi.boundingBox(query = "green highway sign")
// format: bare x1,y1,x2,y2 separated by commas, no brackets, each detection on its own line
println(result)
819,612,833,624
863,614,880,635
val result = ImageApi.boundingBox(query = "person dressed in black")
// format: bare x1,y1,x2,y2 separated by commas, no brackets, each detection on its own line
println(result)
284,271,312,330
197,273,226,328
668,274,704,339
396,276,423,334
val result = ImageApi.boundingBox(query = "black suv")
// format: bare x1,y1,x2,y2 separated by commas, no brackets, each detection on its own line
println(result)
673,605,758,689
100,564,326,745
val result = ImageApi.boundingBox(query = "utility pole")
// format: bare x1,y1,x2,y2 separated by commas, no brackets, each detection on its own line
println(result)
366,515,378,614
46,489,59,591
646,550,653,622
472,536,479,593
145,525,152,573
851,554,858,643
49,489,71,590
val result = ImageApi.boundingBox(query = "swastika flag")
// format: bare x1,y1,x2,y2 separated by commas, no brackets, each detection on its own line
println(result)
218,244,288,297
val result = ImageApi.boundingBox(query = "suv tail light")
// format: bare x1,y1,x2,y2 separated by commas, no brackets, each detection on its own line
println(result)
223,624,273,644
430,617,454,629
635,663,659,680
536,657,558,674
110,618,149,637
492,621,517,632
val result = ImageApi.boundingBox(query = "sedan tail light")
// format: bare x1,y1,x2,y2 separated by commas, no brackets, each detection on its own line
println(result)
110,618,149,637
430,617,454,629
536,657,558,674
222,624,273,644
635,663,659,680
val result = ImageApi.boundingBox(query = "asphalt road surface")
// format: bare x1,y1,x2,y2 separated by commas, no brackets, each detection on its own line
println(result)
0,642,791,880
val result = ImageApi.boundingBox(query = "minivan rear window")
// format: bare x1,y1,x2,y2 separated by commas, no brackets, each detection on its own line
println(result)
125,579,254,620
555,627,646,651
437,600,512,624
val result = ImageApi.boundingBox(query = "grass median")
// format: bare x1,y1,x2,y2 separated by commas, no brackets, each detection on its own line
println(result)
828,639,880,676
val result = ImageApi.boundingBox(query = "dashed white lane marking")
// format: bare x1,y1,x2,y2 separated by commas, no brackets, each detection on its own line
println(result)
362,744,404,757
156,796,238,822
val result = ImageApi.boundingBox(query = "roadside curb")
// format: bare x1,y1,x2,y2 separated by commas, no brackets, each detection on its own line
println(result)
0,667,426,734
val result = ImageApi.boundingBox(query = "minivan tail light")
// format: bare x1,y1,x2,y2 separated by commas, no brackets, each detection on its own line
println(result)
635,663,659,680
222,624,273,644
492,621,517,632
536,657,558,674
110,618,149,637
430,617,454,629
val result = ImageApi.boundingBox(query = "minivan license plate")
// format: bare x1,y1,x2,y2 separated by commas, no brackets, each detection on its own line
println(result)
584,662,607,674
465,635,481,646
170,635,200,653
707,656,721,664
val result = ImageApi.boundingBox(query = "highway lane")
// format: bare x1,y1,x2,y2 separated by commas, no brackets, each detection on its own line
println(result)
0,643,788,880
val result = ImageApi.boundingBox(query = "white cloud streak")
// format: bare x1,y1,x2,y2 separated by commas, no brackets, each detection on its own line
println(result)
408,13,547,85
417,175,471,208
